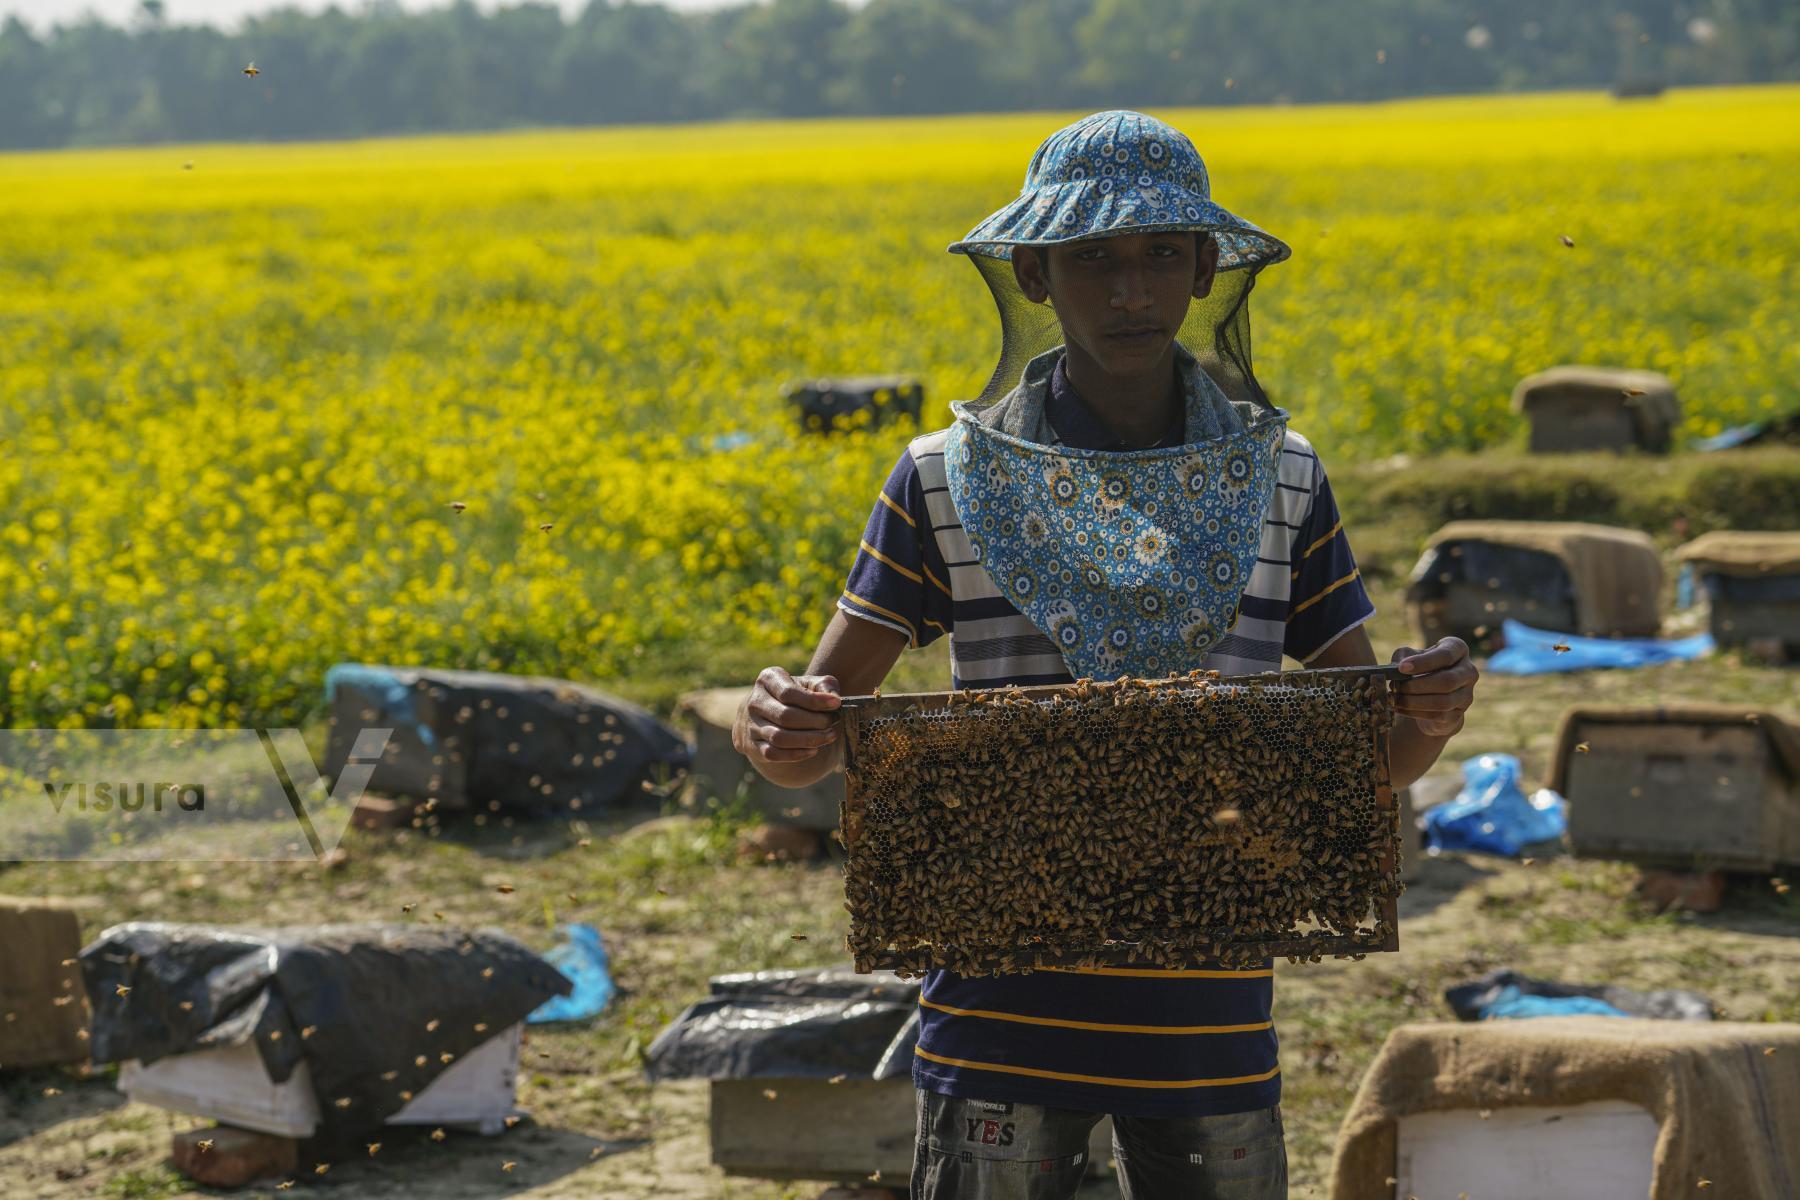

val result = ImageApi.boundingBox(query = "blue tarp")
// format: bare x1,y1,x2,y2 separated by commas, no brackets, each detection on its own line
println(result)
1422,753,1567,857
527,923,615,1023
1481,985,1630,1020
1485,618,1714,675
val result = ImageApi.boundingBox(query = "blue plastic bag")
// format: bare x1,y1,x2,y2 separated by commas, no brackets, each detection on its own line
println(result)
1421,753,1567,857
526,923,615,1023
1486,618,1713,675
1481,984,1629,1020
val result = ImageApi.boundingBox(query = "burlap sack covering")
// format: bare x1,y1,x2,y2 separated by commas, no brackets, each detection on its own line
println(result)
1419,520,1663,637
1330,1018,1800,1200
1674,530,1800,579
1510,365,1680,442
1546,702,1800,795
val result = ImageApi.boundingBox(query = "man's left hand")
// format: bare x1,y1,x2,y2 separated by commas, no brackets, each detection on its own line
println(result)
1390,637,1479,738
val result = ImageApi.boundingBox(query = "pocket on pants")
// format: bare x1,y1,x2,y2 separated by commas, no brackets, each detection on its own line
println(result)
1112,1104,1288,1200
911,1090,1096,1200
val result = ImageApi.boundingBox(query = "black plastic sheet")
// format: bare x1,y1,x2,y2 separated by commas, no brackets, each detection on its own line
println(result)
644,967,918,1083
1445,968,1714,1023
323,664,691,814
81,922,571,1144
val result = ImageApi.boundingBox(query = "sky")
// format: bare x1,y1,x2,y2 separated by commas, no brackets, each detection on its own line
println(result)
2,0,735,33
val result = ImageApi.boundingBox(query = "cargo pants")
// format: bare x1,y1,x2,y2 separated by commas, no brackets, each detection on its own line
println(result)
910,1089,1288,1199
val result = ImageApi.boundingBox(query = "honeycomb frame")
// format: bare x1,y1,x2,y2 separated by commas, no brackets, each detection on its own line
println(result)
839,665,1403,976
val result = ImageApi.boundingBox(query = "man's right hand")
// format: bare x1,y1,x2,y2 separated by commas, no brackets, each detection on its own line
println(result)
734,666,844,767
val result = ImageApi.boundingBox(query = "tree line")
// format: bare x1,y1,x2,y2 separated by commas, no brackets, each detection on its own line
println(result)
1,0,1795,150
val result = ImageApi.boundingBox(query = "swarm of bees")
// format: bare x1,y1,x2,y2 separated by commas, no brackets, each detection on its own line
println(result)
840,668,1402,976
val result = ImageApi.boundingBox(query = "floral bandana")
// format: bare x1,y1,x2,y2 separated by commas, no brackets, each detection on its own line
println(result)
946,352,1289,681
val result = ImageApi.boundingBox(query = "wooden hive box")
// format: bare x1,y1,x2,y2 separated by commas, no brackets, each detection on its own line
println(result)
1675,530,1800,658
676,687,843,831
1331,1019,1800,1200
1405,520,1662,649
1510,364,1679,454
788,375,924,436
323,664,690,815
0,897,89,1069
1550,704,1800,871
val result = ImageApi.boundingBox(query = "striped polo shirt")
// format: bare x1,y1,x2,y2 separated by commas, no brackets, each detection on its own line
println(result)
835,367,1375,1118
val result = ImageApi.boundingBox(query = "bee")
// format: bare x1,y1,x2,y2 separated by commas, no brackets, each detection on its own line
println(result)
431,1128,446,1142
501,1161,517,1173
366,1143,381,1157
242,62,260,77
1559,234,1575,248
197,1139,215,1153
1551,642,1571,654
1575,742,1590,754
495,884,514,894
538,522,553,532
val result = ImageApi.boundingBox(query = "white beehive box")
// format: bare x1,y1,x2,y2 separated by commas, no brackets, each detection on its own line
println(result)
118,1023,522,1137
1394,1100,1657,1199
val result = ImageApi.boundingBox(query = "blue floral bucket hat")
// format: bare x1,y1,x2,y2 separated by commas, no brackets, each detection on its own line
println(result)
950,109,1289,270
950,110,1291,409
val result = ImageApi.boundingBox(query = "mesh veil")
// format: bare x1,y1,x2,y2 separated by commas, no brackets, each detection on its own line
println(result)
965,248,1274,413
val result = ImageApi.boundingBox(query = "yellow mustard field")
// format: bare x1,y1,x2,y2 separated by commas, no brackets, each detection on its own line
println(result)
1,86,1796,729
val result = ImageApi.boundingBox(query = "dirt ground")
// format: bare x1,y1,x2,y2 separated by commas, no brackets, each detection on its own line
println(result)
1,587,1796,1200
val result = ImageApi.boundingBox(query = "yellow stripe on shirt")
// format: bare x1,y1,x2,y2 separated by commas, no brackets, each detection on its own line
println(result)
1300,518,1343,562
915,1046,1280,1090
1290,567,1360,616
859,539,923,584
840,589,918,646
920,995,1270,1036
876,490,917,527
1041,966,1273,980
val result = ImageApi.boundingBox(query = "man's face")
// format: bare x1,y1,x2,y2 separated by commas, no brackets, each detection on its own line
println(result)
1012,231,1220,379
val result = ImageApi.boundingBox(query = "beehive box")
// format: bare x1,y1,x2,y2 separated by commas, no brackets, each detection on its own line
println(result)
676,687,843,830
118,1023,524,1138
788,375,924,436
1676,531,1800,658
1395,1100,1658,1200
0,897,89,1069
1551,704,1800,871
840,666,1402,976
1510,364,1678,454
322,664,689,815
1405,521,1662,648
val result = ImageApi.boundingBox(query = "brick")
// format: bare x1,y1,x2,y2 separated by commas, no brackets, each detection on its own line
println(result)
350,794,422,832
171,1125,298,1187
1636,868,1725,913
739,824,824,862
